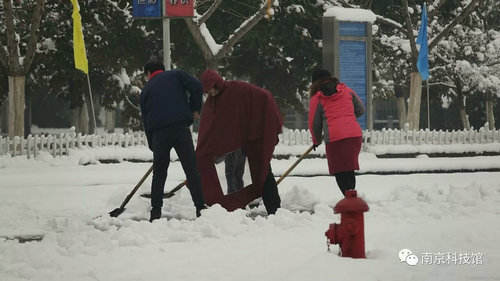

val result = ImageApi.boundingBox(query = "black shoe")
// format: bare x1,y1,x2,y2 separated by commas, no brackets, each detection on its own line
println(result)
265,204,280,215
196,205,207,217
149,208,161,222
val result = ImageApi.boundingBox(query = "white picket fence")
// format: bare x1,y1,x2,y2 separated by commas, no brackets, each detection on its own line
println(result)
0,132,148,158
363,123,500,146
1,124,499,158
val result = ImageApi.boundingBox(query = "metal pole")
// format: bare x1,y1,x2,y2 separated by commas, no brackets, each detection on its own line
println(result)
427,80,430,129
163,17,171,70
86,74,97,134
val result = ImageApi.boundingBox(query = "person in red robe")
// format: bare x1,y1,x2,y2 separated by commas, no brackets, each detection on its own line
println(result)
197,70,283,215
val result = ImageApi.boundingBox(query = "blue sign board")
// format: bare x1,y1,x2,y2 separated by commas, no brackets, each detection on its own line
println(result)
133,0,161,18
339,22,366,37
339,40,367,129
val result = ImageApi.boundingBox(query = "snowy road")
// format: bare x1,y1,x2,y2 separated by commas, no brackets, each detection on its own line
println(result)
1,156,499,281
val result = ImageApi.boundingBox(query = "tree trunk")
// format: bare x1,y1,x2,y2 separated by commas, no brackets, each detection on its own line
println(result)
72,102,89,135
206,59,218,71
486,92,495,130
105,108,116,133
7,76,25,138
396,96,407,129
85,93,97,134
1,0,45,137
0,103,7,135
25,91,32,136
458,93,470,130
406,72,422,130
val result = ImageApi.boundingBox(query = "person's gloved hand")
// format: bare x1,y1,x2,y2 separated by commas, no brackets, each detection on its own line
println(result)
313,143,320,151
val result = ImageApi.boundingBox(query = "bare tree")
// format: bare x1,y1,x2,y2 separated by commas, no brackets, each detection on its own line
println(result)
184,0,275,70
0,0,45,137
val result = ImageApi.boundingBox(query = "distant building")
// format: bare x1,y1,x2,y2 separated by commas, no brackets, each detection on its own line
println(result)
373,98,399,130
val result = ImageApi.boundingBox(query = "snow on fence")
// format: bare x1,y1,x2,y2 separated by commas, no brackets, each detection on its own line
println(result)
1,124,499,158
0,132,148,158
363,123,500,146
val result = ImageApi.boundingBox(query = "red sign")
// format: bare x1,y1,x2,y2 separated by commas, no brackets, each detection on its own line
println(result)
165,0,194,18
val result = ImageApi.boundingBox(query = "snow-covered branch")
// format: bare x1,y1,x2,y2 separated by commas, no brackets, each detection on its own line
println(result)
428,0,486,51
428,0,448,18
22,0,45,72
216,1,270,61
401,0,419,68
197,0,222,25
3,0,20,73
185,0,277,69
183,18,218,68
486,60,500,67
429,81,456,89
375,15,406,35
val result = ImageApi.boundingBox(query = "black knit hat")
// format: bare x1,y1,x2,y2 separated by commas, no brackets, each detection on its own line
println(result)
311,69,331,83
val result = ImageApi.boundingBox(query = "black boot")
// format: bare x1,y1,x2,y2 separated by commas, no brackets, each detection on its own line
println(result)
262,168,281,215
196,205,207,217
149,208,162,222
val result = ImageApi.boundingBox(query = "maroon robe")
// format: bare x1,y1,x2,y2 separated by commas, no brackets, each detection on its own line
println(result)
196,70,283,211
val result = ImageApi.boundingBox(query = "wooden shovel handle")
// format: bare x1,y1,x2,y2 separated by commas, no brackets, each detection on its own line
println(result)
119,165,154,208
276,144,315,185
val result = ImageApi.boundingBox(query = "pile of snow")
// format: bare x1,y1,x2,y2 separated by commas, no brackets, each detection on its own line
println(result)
0,156,499,280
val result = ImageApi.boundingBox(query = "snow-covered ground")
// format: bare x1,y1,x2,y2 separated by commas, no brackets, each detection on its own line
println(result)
1,146,499,281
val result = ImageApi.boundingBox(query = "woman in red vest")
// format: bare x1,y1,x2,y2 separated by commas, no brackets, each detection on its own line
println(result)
308,69,365,196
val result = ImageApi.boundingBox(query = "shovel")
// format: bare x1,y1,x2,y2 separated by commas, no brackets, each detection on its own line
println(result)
140,180,187,199
276,144,315,184
140,144,316,200
108,165,154,217
246,144,314,209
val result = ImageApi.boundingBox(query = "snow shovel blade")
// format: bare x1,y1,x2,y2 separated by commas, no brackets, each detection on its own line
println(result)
140,180,187,199
140,191,176,199
104,166,154,219
109,207,126,217
163,191,177,198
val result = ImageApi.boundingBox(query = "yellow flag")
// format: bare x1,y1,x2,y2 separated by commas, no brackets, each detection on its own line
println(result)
71,0,88,74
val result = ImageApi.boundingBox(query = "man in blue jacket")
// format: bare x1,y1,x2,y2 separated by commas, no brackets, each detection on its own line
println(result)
140,61,206,222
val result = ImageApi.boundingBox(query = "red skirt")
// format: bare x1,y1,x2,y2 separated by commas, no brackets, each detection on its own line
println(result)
325,137,362,175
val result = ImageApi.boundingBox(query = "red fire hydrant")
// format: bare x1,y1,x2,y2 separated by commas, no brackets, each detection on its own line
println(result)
325,190,369,258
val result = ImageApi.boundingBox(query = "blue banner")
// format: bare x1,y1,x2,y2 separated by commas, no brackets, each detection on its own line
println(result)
133,0,161,18
339,40,367,129
416,3,429,80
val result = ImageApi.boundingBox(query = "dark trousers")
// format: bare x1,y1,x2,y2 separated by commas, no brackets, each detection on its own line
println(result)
225,149,246,194
151,125,205,210
334,171,356,196
262,167,281,215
